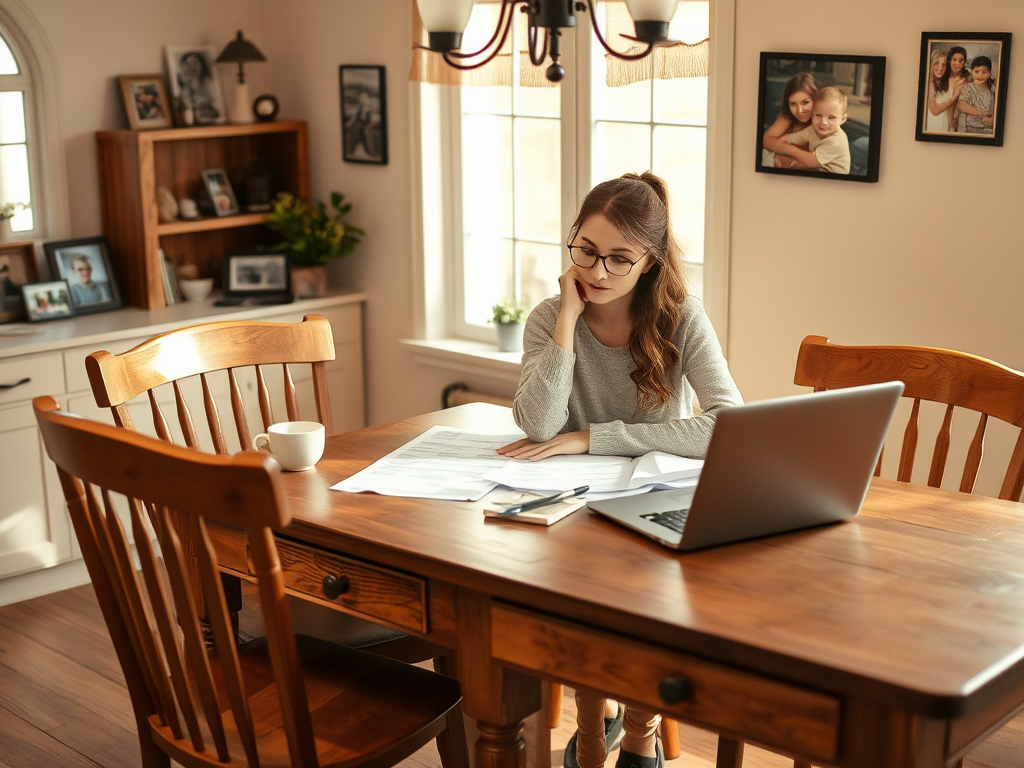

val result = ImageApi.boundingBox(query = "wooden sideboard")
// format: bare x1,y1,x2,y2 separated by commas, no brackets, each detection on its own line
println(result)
0,292,365,593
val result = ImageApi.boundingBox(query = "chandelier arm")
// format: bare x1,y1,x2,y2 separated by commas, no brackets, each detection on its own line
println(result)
526,11,549,67
442,0,516,61
581,0,654,61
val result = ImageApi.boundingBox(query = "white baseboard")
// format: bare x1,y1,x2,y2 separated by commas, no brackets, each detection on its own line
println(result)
0,559,92,607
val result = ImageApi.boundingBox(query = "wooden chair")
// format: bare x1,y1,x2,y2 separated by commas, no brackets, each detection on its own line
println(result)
86,314,469,768
33,395,465,768
795,335,1024,501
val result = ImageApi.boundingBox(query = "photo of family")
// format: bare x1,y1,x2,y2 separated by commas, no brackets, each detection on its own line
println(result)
916,32,1011,146
21,280,74,322
117,75,173,130
756,52,886,183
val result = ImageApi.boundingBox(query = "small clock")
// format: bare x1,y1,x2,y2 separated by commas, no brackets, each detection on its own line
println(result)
253,94,279,122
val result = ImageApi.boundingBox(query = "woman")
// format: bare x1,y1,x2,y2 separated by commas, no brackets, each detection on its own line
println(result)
924,49,952,132
762,72,820,167
946,46,971,131
499,172,742,768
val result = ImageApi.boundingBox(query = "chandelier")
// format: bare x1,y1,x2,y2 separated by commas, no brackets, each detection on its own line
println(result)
414,0,679,83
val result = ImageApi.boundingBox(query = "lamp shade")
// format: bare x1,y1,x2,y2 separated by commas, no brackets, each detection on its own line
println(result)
623,0,677,22
215,30,266,64
417,0,473,51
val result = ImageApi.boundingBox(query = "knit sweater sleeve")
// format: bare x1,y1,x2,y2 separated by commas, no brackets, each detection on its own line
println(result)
512,298,574,442
589,297,743,458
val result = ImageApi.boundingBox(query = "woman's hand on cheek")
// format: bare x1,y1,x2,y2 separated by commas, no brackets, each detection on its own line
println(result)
496,431,590,460
559,266,587,317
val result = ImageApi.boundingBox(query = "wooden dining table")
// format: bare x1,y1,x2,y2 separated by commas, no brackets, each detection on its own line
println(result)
211,402,1024,768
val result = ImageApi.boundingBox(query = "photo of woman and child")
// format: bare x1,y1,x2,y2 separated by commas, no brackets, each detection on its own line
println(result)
920,38,1004,138
758,55,883,181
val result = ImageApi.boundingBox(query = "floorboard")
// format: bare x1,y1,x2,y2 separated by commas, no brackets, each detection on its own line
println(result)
1,584,1022,768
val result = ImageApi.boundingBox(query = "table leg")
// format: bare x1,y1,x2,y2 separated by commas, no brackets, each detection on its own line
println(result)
476,720,527,768
716,736,744,768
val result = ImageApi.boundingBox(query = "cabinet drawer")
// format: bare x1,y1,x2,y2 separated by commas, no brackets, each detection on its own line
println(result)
274,537,427,634
0,353,64,407
491,603,840,764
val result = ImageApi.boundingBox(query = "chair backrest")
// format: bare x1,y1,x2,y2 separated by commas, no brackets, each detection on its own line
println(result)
86,314,336,454
33,395,320,767
794,335,1024,501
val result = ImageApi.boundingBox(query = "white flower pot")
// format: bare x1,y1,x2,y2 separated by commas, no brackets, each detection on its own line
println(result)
496,322,524,352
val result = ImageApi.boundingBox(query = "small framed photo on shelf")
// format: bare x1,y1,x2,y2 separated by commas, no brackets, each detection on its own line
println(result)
201,168,240,216
339,65,388,165
0,241,40,323
21,280,74,322
915,32,1011,146
43,236,123,316
756,52,886,182
163,45,227,126
217,249,292,306
117,74,174,130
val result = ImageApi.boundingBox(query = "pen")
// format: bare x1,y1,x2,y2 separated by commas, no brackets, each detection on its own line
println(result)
498,485,590,517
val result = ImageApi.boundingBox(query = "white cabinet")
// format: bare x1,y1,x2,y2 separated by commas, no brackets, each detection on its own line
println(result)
0,293,366,583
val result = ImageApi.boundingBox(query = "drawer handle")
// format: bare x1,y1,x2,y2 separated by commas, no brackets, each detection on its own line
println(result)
658,675,692,705
322,574,351,600
0,377,30,390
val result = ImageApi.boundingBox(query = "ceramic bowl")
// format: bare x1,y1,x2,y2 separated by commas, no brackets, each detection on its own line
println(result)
179,277,213,302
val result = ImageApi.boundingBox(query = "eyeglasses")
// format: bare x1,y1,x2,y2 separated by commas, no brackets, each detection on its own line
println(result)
567,244,643,277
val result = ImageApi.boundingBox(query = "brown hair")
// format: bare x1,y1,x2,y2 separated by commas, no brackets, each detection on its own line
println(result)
778,72,821,127
813,86,848,113
567,172,688,414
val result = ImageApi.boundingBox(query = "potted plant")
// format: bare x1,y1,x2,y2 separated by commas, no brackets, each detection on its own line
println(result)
490,297,528,352
264,191,365,298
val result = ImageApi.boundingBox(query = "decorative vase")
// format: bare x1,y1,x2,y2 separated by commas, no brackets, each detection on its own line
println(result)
496,322,524,353
291,265,329,298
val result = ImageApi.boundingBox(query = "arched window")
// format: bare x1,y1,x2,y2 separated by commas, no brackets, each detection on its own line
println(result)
0,24,37,234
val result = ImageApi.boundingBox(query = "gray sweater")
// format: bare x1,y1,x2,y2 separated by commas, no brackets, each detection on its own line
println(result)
513,295,743,458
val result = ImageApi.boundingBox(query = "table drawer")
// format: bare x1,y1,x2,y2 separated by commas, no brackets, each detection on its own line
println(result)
491,603,840,764
275,537,427,634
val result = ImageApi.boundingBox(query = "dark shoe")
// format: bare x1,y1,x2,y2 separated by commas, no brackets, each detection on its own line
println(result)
564,705,625,768
614,738,664,768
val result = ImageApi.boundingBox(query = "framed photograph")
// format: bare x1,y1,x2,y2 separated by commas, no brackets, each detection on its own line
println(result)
43,236,123,315
201,168,240,216
223,250,290,297
340,65,388,165
756,52,886,183
164,45,227,125
117,74,173,130
915,32,1011,146
0,241,40,323
21,280,74,322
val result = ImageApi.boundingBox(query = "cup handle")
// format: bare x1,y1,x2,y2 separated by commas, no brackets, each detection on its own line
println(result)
252,433,271,452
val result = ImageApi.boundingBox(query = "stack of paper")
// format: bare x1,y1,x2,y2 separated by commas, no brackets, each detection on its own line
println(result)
331,426,704,502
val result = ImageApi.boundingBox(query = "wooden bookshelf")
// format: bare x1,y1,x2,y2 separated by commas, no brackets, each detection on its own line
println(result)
96,120,309,309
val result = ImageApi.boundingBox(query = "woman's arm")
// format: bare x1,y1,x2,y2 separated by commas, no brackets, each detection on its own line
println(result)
761,113,793,153
774,140,822,170
511,300,576,443
926,81,948,116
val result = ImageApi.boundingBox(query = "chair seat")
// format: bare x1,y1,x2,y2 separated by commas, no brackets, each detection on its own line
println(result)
153,635,463,768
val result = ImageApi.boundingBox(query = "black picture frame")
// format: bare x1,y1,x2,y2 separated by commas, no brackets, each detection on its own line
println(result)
21,280,74,322
340,65,388,165
223,250,291,295
915,32,1011,146
43,236,123,315
756,52,886,183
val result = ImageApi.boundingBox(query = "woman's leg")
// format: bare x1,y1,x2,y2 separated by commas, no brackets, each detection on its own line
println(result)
619,707,661,762
573,690,610,768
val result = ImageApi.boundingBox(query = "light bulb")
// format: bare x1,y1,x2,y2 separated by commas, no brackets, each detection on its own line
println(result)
623,0,677,22
417,0,474,34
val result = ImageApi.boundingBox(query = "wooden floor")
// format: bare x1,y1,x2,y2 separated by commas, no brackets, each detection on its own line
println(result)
1,584,1022,767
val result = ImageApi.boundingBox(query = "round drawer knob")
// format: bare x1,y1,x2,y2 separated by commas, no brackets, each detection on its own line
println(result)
321,574,351,600
658,675,692,705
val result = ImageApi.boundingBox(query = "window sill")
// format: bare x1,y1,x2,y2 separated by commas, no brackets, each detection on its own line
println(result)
402,338,522,385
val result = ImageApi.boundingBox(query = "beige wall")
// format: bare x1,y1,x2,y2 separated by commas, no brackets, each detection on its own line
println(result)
12,0,1022,494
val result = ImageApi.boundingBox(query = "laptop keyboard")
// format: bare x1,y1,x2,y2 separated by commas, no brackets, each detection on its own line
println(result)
641,508,690,533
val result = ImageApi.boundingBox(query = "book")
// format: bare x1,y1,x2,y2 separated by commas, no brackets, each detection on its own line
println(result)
483,489,586,526
158,249,176,305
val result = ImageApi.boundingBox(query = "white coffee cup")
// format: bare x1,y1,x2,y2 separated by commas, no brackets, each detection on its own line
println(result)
252,421,325,471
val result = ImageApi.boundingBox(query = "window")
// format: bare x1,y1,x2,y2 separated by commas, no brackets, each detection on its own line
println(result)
0,27,36,234
428,1,710,343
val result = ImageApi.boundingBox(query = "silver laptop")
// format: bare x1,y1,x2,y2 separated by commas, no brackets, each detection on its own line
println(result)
588,381,904,551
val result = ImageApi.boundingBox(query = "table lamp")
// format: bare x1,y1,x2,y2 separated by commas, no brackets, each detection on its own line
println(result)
215,30,266,124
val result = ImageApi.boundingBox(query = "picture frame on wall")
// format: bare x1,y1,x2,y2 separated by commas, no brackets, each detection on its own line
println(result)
117,74,174,130
915,32,1011,146
21,280,74,322
0,241,40,323
43,236,123,316
756,52,886,183
164,45,227,126
340,65,388,165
